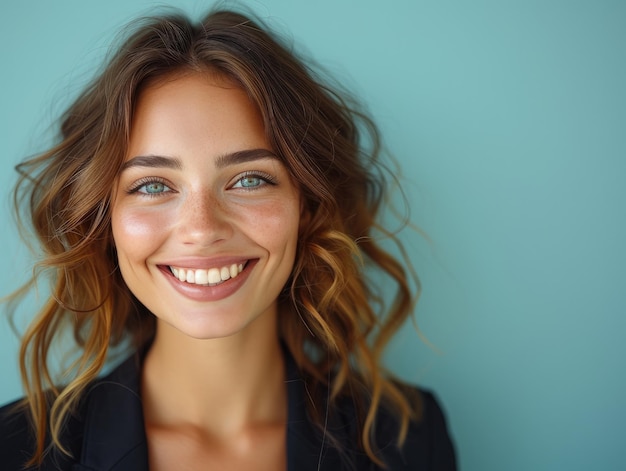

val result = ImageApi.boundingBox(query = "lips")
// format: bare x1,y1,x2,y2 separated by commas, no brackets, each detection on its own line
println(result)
169,262,245,286
159,259,257,303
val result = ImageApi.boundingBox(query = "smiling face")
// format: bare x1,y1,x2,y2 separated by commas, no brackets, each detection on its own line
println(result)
111,72,301,340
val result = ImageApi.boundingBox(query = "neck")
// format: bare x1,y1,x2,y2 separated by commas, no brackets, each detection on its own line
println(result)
141,313,286,437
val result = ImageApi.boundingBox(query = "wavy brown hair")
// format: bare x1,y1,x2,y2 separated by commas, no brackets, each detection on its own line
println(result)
10,8,421,467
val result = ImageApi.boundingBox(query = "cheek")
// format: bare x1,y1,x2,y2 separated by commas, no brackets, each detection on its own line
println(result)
112,206,171,258
250,200,301,251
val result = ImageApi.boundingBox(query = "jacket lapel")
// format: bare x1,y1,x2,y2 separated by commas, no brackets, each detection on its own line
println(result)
72,354,149,471
284,353,356,471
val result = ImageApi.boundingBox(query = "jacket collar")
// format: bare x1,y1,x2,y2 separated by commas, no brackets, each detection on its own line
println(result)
70,349,353,471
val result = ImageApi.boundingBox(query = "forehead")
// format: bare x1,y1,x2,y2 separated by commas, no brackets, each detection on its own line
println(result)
127,72,270,161
133,71,253,123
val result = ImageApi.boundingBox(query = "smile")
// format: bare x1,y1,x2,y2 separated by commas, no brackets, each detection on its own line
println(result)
169,263,245,286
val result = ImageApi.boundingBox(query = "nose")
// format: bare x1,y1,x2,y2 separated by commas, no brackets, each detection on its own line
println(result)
176,189,233,246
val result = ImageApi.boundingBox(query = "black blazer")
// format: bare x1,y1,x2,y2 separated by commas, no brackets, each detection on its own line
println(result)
0,351,456,470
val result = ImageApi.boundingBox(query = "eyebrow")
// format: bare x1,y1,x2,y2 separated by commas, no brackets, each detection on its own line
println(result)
215,148,279,169
121,148,278,171
121,155,182,171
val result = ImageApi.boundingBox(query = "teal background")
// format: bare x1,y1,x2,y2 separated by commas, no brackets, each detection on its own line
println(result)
1,1,624,470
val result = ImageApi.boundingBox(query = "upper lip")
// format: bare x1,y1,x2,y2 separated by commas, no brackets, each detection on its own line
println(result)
158,256,254,270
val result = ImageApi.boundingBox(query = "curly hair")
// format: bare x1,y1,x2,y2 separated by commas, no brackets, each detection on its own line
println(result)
11,8,421,467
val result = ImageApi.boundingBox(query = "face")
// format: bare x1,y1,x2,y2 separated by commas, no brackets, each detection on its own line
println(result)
111,72,301,340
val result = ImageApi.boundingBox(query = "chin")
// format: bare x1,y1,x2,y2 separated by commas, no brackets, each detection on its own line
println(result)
154,304,277,342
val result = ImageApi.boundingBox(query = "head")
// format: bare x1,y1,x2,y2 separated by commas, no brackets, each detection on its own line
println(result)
111,71,303,342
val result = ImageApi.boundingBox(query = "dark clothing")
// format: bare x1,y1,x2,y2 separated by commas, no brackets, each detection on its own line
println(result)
0,351,456,470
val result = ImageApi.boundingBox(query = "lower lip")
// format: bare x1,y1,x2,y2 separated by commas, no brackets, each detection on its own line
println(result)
159,260,258,302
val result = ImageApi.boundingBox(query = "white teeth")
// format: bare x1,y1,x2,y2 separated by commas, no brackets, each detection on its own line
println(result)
195,269,208,284
169,262,246,286
208,268,221,284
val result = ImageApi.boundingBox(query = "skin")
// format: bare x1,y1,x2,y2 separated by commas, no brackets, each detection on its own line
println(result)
111,72,300,470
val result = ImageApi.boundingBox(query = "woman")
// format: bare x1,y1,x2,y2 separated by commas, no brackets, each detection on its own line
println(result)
0,8,456,470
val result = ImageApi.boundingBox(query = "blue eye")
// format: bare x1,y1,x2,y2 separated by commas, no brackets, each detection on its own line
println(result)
128,178,172,196
236,176,262,188
232,172,275,189
140,181,170,194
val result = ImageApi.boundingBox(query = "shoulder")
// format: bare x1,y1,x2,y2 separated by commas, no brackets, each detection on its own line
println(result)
285,348,456,470
399,388,457,470
0,399,36,470
379,387,457,470
0,397,85,471
335,386,457,470
0,354,142,471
